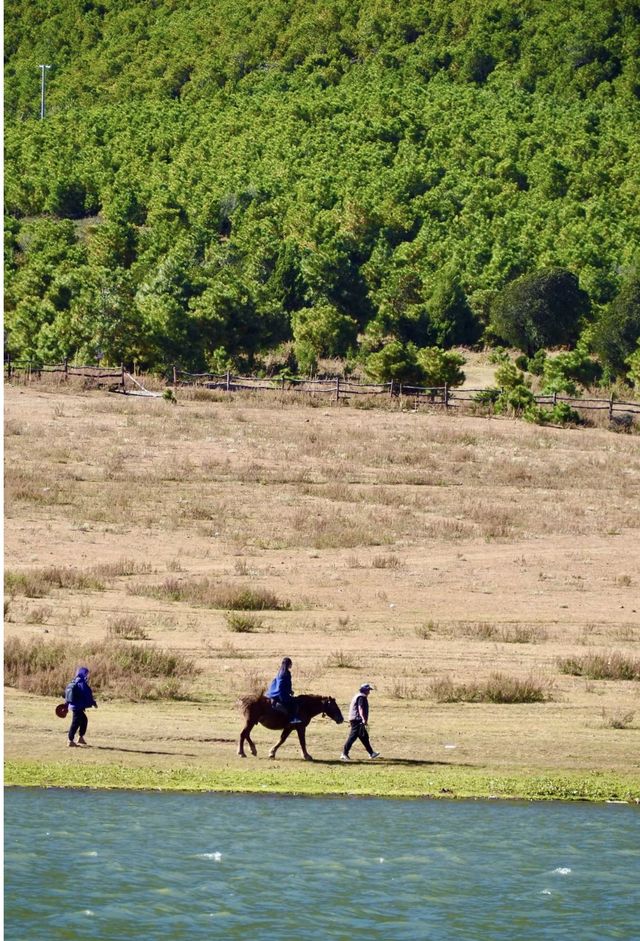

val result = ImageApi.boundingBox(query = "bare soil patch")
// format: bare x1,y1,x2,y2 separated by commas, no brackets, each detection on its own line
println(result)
4,383,640,782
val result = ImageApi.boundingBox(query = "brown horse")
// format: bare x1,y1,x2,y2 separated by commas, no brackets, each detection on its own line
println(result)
237,692,344,760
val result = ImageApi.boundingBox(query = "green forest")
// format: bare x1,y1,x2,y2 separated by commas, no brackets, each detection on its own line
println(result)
4,0,640,387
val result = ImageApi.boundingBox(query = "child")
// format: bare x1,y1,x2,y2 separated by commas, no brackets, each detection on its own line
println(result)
66,666,98,747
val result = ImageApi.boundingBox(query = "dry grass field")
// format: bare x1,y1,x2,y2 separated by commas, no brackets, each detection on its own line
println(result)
4,379,640,795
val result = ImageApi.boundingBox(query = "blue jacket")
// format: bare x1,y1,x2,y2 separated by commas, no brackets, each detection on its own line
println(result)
70,668,97,711
267,668,293,703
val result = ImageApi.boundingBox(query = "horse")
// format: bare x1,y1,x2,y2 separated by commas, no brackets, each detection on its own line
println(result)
237,692,344,760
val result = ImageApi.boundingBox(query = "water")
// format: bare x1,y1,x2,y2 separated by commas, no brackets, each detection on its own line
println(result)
5,789,640,941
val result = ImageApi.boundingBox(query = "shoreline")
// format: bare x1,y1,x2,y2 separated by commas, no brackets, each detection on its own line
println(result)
5,760,639,804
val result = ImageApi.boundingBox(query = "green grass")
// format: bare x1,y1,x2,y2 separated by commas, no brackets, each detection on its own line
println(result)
4,760,639,803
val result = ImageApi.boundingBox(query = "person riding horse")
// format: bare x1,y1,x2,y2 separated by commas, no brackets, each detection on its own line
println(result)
266,657,301,724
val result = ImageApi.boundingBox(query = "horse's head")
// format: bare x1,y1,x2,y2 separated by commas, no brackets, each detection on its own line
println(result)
322,697,344,724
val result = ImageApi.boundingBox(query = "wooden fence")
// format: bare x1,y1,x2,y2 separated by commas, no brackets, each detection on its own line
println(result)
173,368,640,419
4,359,640,419
4,358,124,386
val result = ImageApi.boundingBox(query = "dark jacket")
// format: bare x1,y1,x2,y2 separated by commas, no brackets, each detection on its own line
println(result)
267,668,293,703
69,668,97,712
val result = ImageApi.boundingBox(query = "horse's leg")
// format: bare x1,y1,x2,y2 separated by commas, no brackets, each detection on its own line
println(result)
297,725,313,761
238,721,258,758
268,727,292,759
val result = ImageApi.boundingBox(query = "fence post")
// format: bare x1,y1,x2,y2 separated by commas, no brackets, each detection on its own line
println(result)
335,376,340,403
444,383,449,409
389,380,394,399
226,370,231,393
6,355,11,381
399,383,403,408
64,357,68,382
608,393,614,420
552,391,557,406
121,362,125,391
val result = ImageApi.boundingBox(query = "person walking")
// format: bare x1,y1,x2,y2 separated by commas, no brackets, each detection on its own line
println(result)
66,666,97,747
266,657,301,724
340,683,380,760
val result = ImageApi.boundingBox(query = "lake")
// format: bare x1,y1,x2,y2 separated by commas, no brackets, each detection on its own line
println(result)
4,788,639,940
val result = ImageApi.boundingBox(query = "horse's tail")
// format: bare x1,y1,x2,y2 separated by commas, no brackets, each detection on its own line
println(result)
236,689,266,716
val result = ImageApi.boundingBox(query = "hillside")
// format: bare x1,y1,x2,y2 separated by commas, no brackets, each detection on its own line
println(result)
4,0,640,376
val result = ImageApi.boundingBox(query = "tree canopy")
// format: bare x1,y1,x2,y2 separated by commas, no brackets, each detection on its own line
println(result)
4,0,640,377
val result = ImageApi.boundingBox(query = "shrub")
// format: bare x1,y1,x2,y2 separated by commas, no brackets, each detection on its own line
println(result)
4,637,195,700
108,615,149,640
524,402,581,426
225,612,263,633
557,651,640,680
364,340,424,385
5,567,105,597
132,578,288,610
541,347,601,394
430,672,552,703
325,650,359,668
415,347,466,387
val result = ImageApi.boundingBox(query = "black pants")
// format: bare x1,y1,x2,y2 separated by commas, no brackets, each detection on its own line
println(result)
270,698,297,720
68,709,88,741
343,720,373,756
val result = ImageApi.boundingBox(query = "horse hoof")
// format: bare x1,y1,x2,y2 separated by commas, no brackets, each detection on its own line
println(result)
268,752,276,760
304,755,314,762
238,753,246,758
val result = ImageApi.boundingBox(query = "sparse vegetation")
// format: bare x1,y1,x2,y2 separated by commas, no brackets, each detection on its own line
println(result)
602,709,635,730
5,567,104,598
558,652,640,681
4,636,195,700
131,578,289,611
430,673,552,704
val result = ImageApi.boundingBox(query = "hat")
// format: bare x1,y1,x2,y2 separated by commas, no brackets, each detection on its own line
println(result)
360,683,375,693
55,702,69,719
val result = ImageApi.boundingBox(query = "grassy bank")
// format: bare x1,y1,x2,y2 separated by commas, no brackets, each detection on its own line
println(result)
5,760,639,804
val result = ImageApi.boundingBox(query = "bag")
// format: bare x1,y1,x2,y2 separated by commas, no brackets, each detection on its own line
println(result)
55,702,69,719
64,680,79,705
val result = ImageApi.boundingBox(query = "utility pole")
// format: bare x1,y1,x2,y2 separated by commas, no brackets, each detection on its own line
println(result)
39,64,51,119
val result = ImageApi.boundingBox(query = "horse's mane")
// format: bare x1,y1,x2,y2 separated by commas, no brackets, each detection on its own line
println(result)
236,689,266,712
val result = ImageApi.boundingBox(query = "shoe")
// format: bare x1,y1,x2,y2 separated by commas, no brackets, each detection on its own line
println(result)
78,736,87,745
340,754,351,761
369,751,381,759
68,740,78,747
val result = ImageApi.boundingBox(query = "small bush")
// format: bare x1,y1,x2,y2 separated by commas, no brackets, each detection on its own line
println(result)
92,559,153,578
524,402,581,426
372,554,400,569
430,672,552,703
558,651,640,680
108,616,149,640
25,605,53,625
602,709,635,729
132,577,288,610
325,649,359,669
225,612,263,633
5,567,105,598
415,621,435,639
